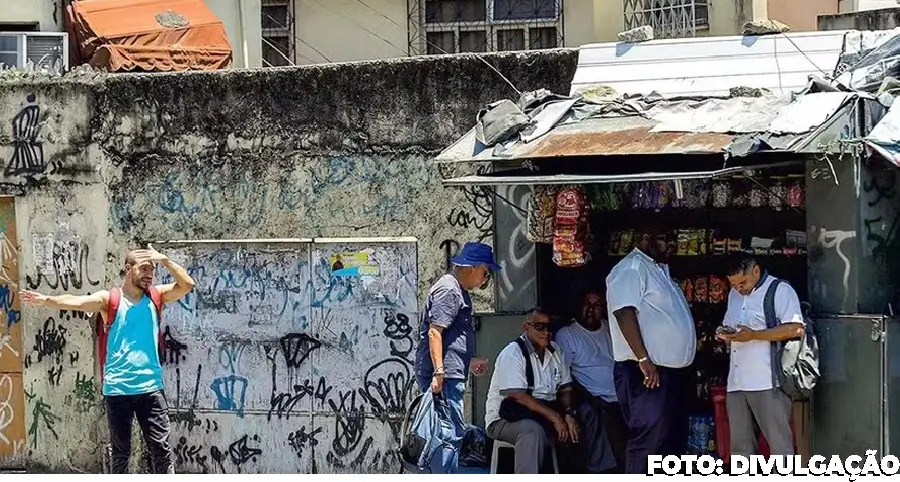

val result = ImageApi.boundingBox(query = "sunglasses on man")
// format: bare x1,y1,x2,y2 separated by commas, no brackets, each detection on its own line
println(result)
527,322,551,332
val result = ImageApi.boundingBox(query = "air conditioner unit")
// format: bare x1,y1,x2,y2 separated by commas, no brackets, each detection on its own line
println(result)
0,32,69,73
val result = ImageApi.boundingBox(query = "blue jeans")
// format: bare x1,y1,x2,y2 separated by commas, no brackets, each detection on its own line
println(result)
417,376,466,474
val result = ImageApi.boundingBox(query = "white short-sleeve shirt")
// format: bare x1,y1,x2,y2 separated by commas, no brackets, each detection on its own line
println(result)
723,275,805,392
484,336,572,429
606,248,697,368
554,321,617,402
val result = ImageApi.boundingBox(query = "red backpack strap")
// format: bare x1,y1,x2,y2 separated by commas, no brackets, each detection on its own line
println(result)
147,287,162,317
97,287,121,387
106,287,121,329
148,286,165,359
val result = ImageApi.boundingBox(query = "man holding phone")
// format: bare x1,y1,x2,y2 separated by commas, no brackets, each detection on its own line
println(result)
718,253,804,458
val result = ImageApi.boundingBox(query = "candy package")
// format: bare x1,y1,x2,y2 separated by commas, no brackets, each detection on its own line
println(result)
712,238,727,255
552,186,591,267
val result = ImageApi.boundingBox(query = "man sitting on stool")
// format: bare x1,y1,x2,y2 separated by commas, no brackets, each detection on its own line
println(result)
484,308,581,474
555,289,625,473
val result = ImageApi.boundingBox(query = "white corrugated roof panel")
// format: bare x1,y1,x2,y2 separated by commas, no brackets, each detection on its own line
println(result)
570,30,851,98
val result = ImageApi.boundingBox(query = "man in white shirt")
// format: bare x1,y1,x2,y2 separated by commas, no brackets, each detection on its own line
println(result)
606,227,696,474
484,309,580,473
555,289,625,473
717,253,804,457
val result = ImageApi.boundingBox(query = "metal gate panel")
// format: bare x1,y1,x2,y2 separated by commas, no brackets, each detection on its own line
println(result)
812,315,886,457
158,238,418,474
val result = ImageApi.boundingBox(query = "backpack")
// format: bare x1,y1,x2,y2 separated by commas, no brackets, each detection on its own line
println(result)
515,337,535,394
95,287,165,387
763,278,820,401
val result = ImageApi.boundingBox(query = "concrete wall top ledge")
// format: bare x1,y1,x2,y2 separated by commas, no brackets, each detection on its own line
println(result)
0,50,576,155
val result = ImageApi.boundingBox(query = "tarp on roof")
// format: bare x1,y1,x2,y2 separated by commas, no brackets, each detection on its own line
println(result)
66,0,232,72
435,90,861,164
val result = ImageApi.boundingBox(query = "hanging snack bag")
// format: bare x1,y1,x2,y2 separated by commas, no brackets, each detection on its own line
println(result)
770,179,786,209
708,276,727,304
694,277,709,303
527,186,560,243
682,279,694,303
618,230,635,255
749,183,767,208
649,181,672,209
591,184,615,212
712,181,731,208
787,180,805,207
684,179,710,210
677,230,690,256
552,186,590,267
686,230,701,256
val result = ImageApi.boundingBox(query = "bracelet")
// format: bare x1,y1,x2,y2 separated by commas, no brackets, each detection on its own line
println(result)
434,367,444,375
637,357,649,364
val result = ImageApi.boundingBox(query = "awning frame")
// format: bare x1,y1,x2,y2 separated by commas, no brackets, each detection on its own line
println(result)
441,160,804,187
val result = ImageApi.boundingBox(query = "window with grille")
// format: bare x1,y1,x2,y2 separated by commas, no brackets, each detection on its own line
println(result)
261,0,294,67
414,0,563,55
624,0,709,39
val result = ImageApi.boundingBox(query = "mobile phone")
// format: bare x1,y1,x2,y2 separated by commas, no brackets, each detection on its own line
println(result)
716,325,737,335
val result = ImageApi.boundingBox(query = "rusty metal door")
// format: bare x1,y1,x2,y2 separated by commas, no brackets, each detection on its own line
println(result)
0,197,25,468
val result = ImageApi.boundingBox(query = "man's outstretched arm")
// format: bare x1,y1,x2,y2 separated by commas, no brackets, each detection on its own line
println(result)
19,290,108,314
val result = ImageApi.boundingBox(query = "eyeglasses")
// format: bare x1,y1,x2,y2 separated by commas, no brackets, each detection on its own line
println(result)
527,322,551,332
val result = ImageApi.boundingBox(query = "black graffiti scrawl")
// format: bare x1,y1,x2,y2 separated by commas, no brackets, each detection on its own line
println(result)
5,94,45,176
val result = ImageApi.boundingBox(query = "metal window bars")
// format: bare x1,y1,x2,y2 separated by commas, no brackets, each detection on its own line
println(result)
408,0,565,56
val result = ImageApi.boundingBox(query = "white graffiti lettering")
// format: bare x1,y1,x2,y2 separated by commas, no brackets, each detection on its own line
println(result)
0,375,14,445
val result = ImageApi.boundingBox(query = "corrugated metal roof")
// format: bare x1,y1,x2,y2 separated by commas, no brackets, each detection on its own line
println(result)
435,115,736,163
570,30,850,98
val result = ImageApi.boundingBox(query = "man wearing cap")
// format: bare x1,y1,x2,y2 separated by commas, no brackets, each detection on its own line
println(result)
414,241,502,473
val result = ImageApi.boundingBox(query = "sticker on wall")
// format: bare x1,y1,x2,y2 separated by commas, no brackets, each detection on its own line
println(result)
329,251,380,277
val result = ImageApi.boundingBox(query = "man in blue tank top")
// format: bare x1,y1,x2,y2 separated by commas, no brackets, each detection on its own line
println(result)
19,245,195,474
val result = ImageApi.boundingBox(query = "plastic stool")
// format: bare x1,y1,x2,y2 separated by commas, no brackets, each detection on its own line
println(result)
490,440,559,474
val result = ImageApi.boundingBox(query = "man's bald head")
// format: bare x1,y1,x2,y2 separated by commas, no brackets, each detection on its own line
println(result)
125,250,139,267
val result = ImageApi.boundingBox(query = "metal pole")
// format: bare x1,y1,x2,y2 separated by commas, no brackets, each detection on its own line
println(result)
237,0,250,68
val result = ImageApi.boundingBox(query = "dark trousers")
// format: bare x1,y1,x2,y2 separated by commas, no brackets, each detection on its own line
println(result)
572,396,621,473
579,396,628,473
614,361,688,474
106,390,174,474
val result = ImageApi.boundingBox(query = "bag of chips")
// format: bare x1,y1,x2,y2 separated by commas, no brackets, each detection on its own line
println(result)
552,186,590,267
527,186,559,243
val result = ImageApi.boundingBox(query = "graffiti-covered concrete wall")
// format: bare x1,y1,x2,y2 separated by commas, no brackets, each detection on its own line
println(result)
0,50,579,473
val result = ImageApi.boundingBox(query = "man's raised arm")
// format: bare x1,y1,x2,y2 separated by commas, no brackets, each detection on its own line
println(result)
136,244,196,304
19,290,108,314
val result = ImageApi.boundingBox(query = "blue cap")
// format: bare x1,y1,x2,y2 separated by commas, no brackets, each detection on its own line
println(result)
450,242,502,272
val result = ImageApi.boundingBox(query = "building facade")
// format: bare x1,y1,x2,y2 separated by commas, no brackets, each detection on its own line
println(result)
274,0,853,67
